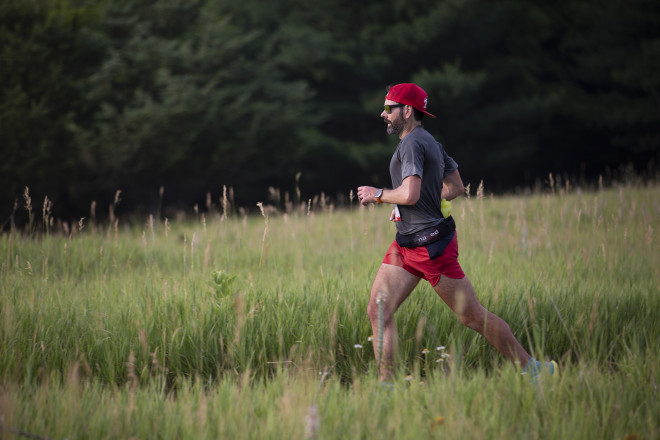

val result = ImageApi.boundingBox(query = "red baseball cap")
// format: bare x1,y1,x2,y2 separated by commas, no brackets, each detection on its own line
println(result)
385,83,436,118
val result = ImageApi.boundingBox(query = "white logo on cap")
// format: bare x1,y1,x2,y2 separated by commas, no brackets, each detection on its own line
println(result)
424,97,428,109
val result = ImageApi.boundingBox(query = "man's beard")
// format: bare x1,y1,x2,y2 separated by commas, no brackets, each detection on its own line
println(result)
386,113,405,135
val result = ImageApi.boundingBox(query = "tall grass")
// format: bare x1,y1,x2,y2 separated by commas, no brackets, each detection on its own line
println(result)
1,181,658,439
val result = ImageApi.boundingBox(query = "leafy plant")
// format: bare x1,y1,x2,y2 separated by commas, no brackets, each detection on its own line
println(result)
210,269,237,298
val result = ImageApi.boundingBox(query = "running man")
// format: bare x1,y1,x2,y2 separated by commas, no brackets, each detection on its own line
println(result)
357,83,555,382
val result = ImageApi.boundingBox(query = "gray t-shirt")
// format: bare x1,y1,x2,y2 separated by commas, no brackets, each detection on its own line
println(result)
390,126,458,235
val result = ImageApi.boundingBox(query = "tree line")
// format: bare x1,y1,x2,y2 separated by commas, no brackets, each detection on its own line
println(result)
1,0,658,223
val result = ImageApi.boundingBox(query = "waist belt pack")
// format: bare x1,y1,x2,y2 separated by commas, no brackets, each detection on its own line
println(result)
395,216,456,248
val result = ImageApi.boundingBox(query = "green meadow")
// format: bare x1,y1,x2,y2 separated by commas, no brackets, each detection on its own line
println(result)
1,182,659,439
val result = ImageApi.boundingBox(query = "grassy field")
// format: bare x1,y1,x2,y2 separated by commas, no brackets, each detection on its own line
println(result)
1,181,659,439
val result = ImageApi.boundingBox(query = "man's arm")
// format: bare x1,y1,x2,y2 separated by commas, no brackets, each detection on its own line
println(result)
357,175,421,206
442,169,464,201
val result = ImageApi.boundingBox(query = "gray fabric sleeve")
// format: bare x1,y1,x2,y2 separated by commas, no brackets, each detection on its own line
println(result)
400,138,425,180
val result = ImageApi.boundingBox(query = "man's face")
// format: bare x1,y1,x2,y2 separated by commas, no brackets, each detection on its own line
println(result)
382,100,405,136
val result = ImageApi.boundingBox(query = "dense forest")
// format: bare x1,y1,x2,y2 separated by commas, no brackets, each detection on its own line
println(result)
1,0,658,222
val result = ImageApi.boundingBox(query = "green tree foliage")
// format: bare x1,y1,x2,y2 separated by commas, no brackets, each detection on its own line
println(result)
1,0,658,222
0,0,104,218
76,0,318,211
411,0,660,189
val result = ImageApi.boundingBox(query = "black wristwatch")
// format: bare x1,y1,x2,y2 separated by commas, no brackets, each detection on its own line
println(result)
375,188,383,203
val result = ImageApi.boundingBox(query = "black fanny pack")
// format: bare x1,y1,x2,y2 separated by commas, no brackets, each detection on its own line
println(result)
395,216,456,248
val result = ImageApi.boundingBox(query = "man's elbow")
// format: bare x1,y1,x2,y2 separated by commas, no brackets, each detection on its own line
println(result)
404,192,420,205
401,175,422,205
448,176,464,199
456,182,465,197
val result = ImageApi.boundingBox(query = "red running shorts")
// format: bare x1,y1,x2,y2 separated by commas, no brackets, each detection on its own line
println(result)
382,232,465,286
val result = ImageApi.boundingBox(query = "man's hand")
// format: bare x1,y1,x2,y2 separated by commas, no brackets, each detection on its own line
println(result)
357,186,378,206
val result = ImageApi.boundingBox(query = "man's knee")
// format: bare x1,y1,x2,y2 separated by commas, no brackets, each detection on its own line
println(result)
459,310,509,335
367,301,378,322
459,314,480,330
457,307,487,331
367,300,393,325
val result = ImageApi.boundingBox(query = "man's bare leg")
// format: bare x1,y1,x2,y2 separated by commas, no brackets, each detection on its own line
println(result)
433,275,531,366
366,264,420,381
